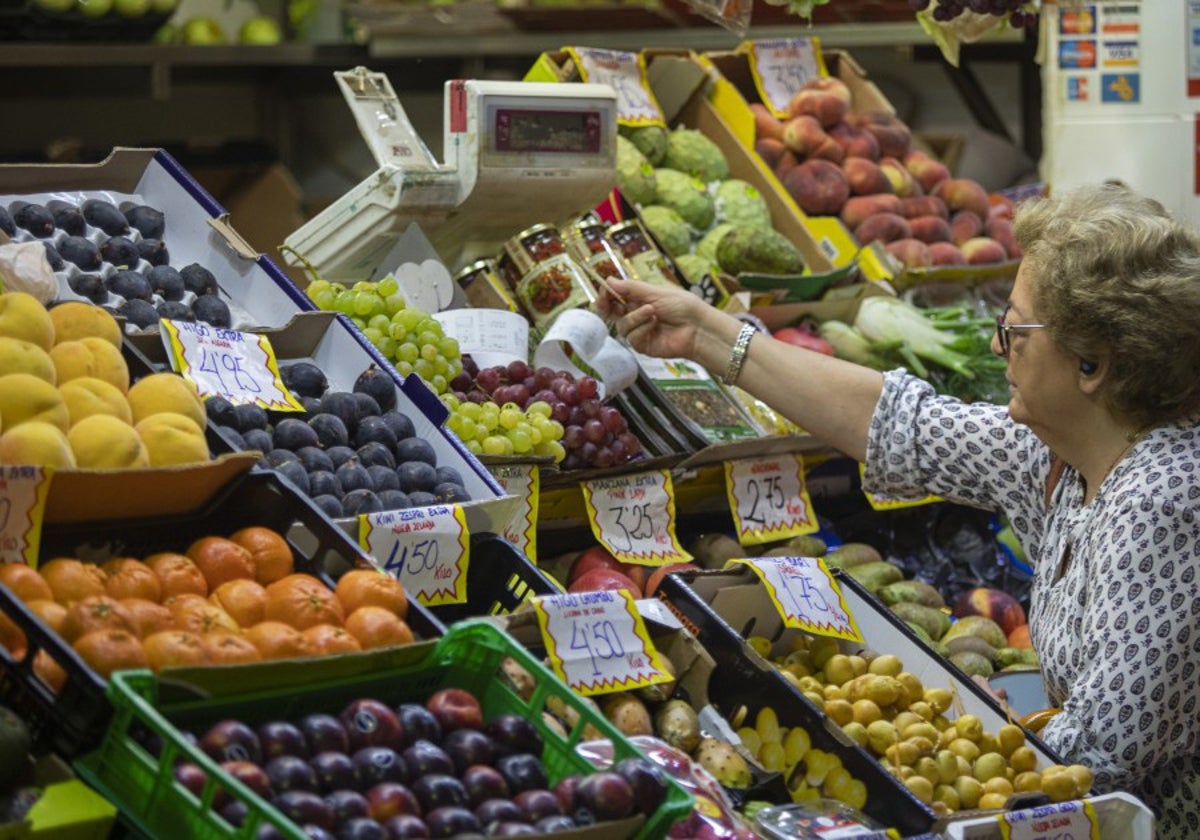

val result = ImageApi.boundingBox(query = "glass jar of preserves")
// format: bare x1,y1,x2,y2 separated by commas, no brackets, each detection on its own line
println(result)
501,223,597,328
567,218,637,287
608,219,680,287
454,259,520,313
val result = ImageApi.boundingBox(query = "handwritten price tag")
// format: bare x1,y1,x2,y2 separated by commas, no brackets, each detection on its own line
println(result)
733,556,862,642
359,505,470,606
488,462,539,563
0,466,53,568
581,470,691,567
858,463,941,511
162,319,305,412
998,799,1100,840
566,47,665,126
724,454,817,545
533,589,673,695
745,38,824,119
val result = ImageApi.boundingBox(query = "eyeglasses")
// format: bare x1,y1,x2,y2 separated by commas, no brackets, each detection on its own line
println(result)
995,305,1046,356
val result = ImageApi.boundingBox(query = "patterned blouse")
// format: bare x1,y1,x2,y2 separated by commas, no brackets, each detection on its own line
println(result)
862,370,1200,835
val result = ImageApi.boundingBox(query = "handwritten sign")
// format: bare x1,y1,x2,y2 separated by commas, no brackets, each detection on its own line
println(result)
998,800,1100,840
488,462,539,563
533,589,673,695
745,38,824,119
0,466,52,568
565,47,665,126
359,505,470,606
858,463,941,511
724,454,817,545
733,556,862,642
581,470,691,567
162,319,305,412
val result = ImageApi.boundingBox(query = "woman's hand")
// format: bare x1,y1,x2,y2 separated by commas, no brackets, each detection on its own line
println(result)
596,277,715,361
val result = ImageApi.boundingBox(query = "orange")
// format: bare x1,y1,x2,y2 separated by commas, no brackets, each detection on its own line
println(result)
25,599,67,636
33,650,66,694
0,611,26,658
0,563,53,603
72,628,148,678
120,598,175,638
61,595,135,643
208,579,267,629
41,558,106,605
335,569,408,620
186,537,254,591
344,606,414,650
201,633,263,665
142,630,209,671
102,558,163,603
264,574,344,631
229,526,294,585
243,621,310,660
302,624,363,655
144,553,208,599
170,599,240,637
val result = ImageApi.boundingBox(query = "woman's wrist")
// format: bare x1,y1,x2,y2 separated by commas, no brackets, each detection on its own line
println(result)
693,308,749,380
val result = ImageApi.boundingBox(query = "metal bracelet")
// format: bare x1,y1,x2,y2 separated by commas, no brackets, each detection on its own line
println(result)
722,323,756,386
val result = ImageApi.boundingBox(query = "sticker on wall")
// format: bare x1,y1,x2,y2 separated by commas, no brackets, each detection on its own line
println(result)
1102,40,1138,67
1066,76,1090,102
1099,3,1139,36
1059,40,1097,69
1060,5,1096,35
1101,73,1140,103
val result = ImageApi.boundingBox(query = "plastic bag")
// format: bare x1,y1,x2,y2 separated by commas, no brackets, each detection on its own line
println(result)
916,7,1013,67
678,0,751,38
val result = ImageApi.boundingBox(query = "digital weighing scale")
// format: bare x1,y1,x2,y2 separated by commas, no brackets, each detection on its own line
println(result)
282,67,620,285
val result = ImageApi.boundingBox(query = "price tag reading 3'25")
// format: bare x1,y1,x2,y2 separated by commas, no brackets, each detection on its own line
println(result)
533,589,673,696
746,38,824,119
725,454,817,545
359,505,470,606
0,466,53,568
566,47,665,126
733,556,862,642
162,319,305,412
488,462,539,563
998,799,1100,840
581,470,691,567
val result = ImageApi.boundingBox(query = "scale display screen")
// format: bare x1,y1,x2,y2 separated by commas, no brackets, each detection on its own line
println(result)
492,108,603,154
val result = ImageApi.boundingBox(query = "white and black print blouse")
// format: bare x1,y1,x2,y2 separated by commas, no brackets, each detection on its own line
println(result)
862,370,1200,836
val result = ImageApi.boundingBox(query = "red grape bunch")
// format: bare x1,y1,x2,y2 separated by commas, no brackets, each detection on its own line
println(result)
909,0,1038,28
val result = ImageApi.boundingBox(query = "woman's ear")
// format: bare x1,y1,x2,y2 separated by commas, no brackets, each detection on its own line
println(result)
1078,357,1107,393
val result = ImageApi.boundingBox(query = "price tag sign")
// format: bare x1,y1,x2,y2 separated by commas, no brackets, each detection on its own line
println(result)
732,556,862,642
998,800,1100,840
581,470,691,567
858,463,942,511
0,466,53,568
566,47,666,126
532,589,673,695
488,462,539,563
162,319,305,412
745,38,824,119
359,505,470,606
724,454,817,545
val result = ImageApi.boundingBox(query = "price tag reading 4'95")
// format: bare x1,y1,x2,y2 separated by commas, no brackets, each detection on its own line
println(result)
581,470,691,567
998,799,1100,840
733,556,862,642
746,38,824,119
359,505,470,606
533,590,673,696
725,454,817,545
162,319,305,412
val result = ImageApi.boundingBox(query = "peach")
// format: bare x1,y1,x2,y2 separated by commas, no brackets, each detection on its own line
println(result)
928,241,967,266
856,112,912,159
782,115,828,156
909,215,952,244
879,157,919,198
854,212,912,246
787,77,852,128
884,238,933,269
843,158,892,196
933,178,990,219
828,122,880,161
774,148,800,180
810,136,846,164
985,217,1022,259
782,159,850,216
952,587,1026,637
750,103,784,142
755,137,788,170
840,194,904,229
903,150,952,194
988,199,1015,222
949,210,985,245
899,195,949,220
960,236,1008,265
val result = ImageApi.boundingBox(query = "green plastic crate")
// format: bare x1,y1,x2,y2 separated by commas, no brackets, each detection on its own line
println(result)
75,620,693,840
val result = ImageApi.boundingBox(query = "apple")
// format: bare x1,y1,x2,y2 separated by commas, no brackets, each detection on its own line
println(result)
114,0,150,18
772,325,835,356
298,714,349,756
395,703,442,747
496,753,547,794
424,806,481,838
258,721,308,761
265,755,319,794
401,740,453,778
340,698,404,752
613,756,669,815
181,16,225,45
441,728,495,774
483,714,543,758
271,790,334,830
324,789,370,824
352,746,409,788
513,789,562,822
365,781,421,821
148,0,176,13
411,774,469,813
238,15,282,45
425,688,483,733
200,720,262,765
309,751,359,794
463,766,511,808
76,0,113,18
474,797,524,825
574,771,634,821
382,814,431,838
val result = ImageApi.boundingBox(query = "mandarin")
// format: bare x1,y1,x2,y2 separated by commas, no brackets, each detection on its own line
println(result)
201,633,263,665
102,558,162,603
41,558,106,604
208,579,267,628
186,537,254,590
301,624,363,655
0,563,53,602
72,628,148,678
264,574,344,631
170,600,240,637
344,606,414,650
0,611,26,658
144,553,208,599
120,598,174,638
25,599,67,635
228,526,294,585
242,621,311,660
33,650,66,693
61,595,135,642
335,569,408,620
143,630,209,671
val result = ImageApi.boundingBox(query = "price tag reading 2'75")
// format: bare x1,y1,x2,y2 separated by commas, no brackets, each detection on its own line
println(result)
724,454,817,545
998,799,1100,840
581,470,691,567
359,505,470,606
533,590,673,696
746,38,824,119
733,556,862,642
162,319,305,412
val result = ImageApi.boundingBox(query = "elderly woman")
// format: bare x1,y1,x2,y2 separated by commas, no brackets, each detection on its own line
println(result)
600,183,1200,834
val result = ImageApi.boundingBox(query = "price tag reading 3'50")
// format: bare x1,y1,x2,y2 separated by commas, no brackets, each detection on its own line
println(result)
725,454,817,545
998,799,1100,840
747,38,824,119
533,589,673,695
359,505,470,606
581,470,691,567
162,319,305,412
734,556,862,642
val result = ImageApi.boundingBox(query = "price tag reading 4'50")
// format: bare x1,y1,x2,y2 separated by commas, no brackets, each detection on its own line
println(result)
733,556,862,642
532,589,673,696
0,466,53,568
998,799,1100,840
746,38,825,119
581,470,691,567
565,47,665,126
359,505,470,606
162,319,305,412
725,454,817,545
